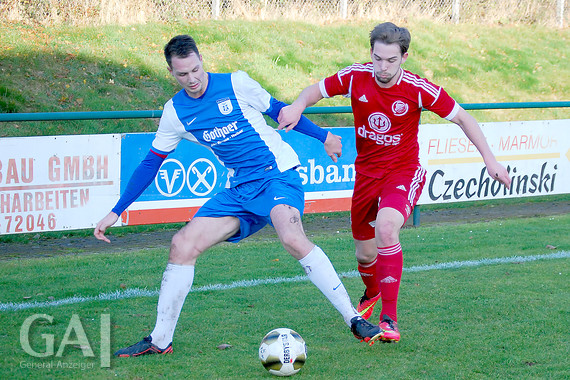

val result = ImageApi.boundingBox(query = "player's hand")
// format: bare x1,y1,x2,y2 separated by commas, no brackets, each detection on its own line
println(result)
486,159,511,190
94,212,119,243
278,104,304,132
324,132,342,163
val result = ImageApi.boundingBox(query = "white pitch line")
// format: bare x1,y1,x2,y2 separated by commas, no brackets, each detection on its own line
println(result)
1,251,568,312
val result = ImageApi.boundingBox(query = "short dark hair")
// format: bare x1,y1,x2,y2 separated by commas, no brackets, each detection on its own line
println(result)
369,22,411,55
164,35,200,67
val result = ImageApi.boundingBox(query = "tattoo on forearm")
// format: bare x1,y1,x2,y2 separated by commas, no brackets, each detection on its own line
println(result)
290,216,300,224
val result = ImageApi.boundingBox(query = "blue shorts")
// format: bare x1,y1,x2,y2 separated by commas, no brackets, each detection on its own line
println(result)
194,168,305,242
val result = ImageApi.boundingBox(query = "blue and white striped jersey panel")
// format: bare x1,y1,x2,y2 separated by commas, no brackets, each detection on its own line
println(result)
231,71,300,173
151,71,300,187
153,99,198,151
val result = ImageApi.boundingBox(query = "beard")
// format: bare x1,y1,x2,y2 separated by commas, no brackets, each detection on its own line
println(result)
375,72,395,84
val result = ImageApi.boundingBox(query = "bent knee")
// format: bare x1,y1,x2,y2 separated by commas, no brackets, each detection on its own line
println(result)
355,247,377,263
375,221,400,246
376,226,398,244
169,231,201,264
279,232,314,259
280,232,309,252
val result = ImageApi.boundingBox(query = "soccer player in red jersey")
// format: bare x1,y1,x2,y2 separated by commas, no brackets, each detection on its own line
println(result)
278,22,512,342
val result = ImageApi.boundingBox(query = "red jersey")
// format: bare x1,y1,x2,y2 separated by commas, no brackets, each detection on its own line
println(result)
320,63,459,178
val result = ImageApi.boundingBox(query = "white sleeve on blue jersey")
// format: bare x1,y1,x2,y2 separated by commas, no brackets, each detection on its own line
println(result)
152,98,199,154
230,71,300,176
231,71,272,113
233,71,328,142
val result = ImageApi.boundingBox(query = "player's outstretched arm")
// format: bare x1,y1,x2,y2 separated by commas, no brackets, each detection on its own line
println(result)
93,149,166,242
94,212,119,243
484,158,511,188
266,97,341,162
451,107,511,189
278,83,324,132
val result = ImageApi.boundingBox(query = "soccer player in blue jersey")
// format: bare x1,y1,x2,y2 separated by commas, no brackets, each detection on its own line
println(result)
94,35,383,357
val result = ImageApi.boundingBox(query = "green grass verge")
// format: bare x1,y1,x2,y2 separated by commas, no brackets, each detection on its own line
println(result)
1,20,569,137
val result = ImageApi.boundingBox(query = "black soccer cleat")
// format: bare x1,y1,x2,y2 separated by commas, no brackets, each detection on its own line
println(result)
114,336,173,357
350,316,384,346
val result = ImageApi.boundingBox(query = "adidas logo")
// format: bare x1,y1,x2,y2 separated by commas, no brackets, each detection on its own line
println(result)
396,185,407,191
381,276,398,283
358,94,368,102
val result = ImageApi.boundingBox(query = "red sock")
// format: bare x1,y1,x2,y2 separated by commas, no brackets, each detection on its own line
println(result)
377,243,403,322
357,256,380,298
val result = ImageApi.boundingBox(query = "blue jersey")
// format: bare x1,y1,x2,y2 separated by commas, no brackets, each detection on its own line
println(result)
111,71,327,216
153,71,300,187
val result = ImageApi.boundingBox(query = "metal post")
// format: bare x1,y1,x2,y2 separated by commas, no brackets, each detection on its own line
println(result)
452,0,460,24
413,205,421,227
340,0,348,19
558,0,565,28
212,0,220,20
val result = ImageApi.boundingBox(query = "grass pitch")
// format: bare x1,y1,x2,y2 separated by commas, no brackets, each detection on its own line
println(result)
0,214,568,379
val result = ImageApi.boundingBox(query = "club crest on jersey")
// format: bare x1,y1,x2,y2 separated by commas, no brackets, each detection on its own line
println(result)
392,100,409,116
216,98,233,115
368,112,391,134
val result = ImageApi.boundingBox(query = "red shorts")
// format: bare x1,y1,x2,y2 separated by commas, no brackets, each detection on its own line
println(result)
351,166,426,240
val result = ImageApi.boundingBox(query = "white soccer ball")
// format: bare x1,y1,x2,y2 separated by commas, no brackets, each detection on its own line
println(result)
259,328,307,377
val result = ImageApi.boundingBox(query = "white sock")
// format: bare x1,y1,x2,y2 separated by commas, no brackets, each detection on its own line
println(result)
298,246,359,326
150,263,195,349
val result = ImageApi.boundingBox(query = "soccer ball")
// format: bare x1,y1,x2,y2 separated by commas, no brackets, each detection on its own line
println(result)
259,328,307,376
